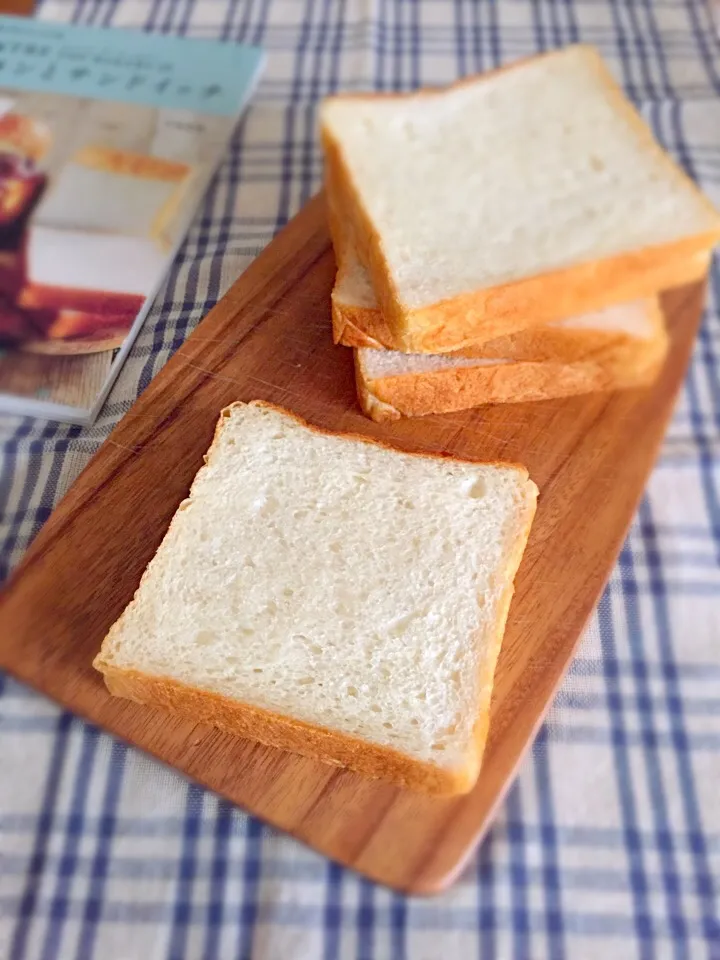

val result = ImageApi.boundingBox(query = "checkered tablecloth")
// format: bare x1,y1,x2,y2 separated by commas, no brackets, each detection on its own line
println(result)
1,1,719,958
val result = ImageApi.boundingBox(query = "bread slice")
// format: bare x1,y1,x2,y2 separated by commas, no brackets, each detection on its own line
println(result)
331,232,703,361
321,45,720,353
93,401,538,796
355,298,667,422
35,146,191,249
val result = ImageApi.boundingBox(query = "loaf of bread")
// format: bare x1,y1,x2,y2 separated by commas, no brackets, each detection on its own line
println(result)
94,401,538,795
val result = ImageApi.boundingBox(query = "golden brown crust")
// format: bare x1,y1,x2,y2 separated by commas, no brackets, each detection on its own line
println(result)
335,277,700,362
324,168,406,348
239,400,534,472
94,400,538,796
98,665,476,795
354,369,402,420
73,146,190,181
321,48,720,353
393,238,714,353
355,323,669,422
332,291,394,347
466,490,537,785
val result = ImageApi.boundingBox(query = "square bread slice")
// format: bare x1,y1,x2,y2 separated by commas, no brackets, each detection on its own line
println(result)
323,170,710,358
355,298,668,422
94,401,538,796
35,146,191,250
321,45,720,353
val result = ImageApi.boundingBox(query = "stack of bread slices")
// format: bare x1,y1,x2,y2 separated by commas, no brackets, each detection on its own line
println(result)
320,45,720,422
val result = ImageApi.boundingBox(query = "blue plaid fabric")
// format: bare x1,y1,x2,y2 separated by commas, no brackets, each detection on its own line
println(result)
1,1,720,957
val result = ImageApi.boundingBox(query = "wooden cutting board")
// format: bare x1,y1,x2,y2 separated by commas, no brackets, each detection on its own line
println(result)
0,194,705,893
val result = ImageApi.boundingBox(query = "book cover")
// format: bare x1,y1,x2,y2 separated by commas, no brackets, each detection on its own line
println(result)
0,15,264,423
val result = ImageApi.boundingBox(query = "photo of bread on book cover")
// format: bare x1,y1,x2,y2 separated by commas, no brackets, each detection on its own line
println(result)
0,88,240,417
0,18,264,424
0,92,196,358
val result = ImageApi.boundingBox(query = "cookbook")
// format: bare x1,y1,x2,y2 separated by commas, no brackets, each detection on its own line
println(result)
0,15,263,423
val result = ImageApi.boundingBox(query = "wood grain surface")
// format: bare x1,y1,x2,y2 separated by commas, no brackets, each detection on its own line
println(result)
0,0,34,15
0,194,706,893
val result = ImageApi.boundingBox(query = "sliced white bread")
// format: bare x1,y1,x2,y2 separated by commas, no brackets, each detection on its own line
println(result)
35,146,190,248
331,233,702,362
321,45,720,353
93,401,538,796
355,298,668,422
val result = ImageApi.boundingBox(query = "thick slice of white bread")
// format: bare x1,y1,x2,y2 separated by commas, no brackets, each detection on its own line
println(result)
355,299,668,422
321,45,720,353
36,146,190,247
94,402,538,795
331,234,701,361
